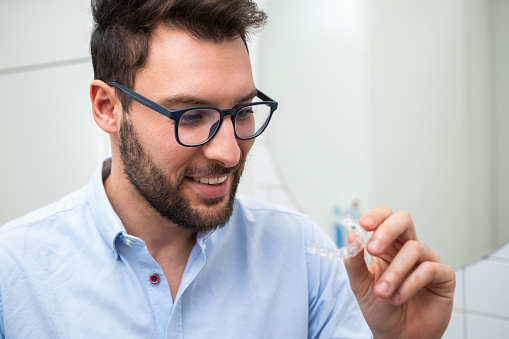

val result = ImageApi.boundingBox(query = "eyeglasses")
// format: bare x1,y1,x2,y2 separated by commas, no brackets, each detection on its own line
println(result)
108,82,278,147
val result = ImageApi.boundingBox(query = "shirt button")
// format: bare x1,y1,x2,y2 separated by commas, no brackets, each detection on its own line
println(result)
124,239,134,246
150,274,160,284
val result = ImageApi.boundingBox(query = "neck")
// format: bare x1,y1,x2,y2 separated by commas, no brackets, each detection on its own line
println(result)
103,156,197,256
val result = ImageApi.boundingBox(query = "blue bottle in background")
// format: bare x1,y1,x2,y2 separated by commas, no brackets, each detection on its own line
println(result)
334,206,344,247
334,200,363,247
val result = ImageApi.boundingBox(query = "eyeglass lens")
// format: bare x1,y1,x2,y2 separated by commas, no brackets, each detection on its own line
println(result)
177,103,272,146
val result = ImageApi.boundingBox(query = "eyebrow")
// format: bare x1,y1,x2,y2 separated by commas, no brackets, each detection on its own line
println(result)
158,89,259,109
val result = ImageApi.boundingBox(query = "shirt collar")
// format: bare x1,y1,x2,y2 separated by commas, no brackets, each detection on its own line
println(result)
85,158,218,259
86,158,125,259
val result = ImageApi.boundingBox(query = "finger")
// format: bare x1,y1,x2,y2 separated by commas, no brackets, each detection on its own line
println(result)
344,233,371,296
366,210,417,256
359,205,393,232
374,240,440,298
389,261,456,305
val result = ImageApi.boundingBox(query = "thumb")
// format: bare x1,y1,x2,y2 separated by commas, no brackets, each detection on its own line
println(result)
344,233,371,295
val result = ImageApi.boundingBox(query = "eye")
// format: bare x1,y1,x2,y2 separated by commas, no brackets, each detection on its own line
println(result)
236,106,255,120
180,109,216,127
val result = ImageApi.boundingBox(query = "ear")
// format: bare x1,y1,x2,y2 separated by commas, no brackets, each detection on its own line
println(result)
90,80,122,134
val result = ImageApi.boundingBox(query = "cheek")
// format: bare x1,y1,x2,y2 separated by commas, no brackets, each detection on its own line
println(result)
160,140,196,174
142,127,174,157
139,122,193,172
239,139,255,159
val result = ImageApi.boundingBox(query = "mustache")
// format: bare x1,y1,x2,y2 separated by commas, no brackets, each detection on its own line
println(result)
181,154,245,179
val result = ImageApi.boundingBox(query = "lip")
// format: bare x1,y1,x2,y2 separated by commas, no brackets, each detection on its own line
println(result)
185,175,231,199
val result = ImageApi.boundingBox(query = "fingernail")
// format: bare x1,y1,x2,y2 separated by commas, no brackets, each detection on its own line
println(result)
377,281,389,294
391,293,401,303
369,239,382,252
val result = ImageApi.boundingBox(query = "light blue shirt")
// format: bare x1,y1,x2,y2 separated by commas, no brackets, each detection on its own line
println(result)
0,160,371,338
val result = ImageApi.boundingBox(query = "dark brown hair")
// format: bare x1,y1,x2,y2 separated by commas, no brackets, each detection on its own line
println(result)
90,0,267,110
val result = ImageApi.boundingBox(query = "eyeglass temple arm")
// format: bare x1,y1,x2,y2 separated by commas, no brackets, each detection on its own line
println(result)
256,89,276,103
108,81,172,118
109,81,277,113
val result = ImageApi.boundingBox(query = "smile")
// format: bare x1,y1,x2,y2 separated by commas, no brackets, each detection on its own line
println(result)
191,176,228,185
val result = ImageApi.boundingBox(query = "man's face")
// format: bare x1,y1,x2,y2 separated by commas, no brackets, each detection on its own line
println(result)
117,25,256,232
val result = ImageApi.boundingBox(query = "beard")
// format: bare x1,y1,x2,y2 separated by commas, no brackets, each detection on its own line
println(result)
118,113,245,232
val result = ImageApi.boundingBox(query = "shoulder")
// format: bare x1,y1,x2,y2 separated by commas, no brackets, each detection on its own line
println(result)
0,187,90,245
0,186,96,292
229,195,333,247
233,194,312,224
232,195,316,236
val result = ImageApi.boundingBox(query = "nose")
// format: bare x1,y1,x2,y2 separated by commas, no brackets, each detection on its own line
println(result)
201,116,241,168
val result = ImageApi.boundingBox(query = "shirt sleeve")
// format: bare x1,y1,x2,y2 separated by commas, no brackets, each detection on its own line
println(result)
0,289,4,339
306,221,373,339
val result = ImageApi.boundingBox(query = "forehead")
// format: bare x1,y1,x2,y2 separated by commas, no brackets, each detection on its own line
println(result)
134,25,255,104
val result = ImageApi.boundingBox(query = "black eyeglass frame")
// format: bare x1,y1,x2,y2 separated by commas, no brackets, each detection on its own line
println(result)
108,81,278,147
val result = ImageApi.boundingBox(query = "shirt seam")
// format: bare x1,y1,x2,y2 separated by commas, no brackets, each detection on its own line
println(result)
305,220,313,337
237,195,306,217
239,204,314,226
0,289,4,337
0,201,89,236
243,205,305,217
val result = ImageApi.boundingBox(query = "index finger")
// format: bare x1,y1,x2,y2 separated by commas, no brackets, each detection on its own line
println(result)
360,207,418,255
359,205,394,232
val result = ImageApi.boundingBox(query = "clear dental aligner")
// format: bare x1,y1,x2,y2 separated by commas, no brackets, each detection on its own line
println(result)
306,214,368,259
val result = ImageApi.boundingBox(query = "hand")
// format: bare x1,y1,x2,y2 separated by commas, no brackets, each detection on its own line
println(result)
344,206,456,339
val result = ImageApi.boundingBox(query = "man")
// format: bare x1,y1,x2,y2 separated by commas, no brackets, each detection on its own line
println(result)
0,0,455,338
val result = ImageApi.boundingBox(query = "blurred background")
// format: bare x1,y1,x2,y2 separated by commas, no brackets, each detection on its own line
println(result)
0,0,508,337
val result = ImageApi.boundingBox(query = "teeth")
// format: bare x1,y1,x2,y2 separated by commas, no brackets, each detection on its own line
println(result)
192,176,227,185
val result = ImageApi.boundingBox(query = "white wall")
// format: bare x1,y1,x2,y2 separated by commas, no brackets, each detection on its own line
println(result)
257,0,507,269
493,0,509,245
367,0,497,268
1,0,508,338
250,0,509,337
257,0,373,247
0,0,108,225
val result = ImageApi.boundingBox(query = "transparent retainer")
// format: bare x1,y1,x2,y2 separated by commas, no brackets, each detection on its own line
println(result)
306,214,368,260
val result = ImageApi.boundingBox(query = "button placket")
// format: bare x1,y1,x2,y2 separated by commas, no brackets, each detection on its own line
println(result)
115,235,173,337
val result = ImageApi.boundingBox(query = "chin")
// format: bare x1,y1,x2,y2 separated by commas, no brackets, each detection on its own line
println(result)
198,194,229,207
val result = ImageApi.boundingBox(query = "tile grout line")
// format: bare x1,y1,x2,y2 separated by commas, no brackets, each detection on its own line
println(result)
463,257,509,323
0,57,91,76
464,309,509,322
485,256,509,264
461,266,468,339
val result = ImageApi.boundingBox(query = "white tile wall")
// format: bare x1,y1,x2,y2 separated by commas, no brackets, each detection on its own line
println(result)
454,268,465,311
443,311,465,339
491,241,509,260
465,257,509,318
0,0,106,225
0,61,108,225
466,313,509,339
0,0,91,70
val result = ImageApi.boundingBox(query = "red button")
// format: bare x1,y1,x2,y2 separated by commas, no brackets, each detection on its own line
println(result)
150,274,160,284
